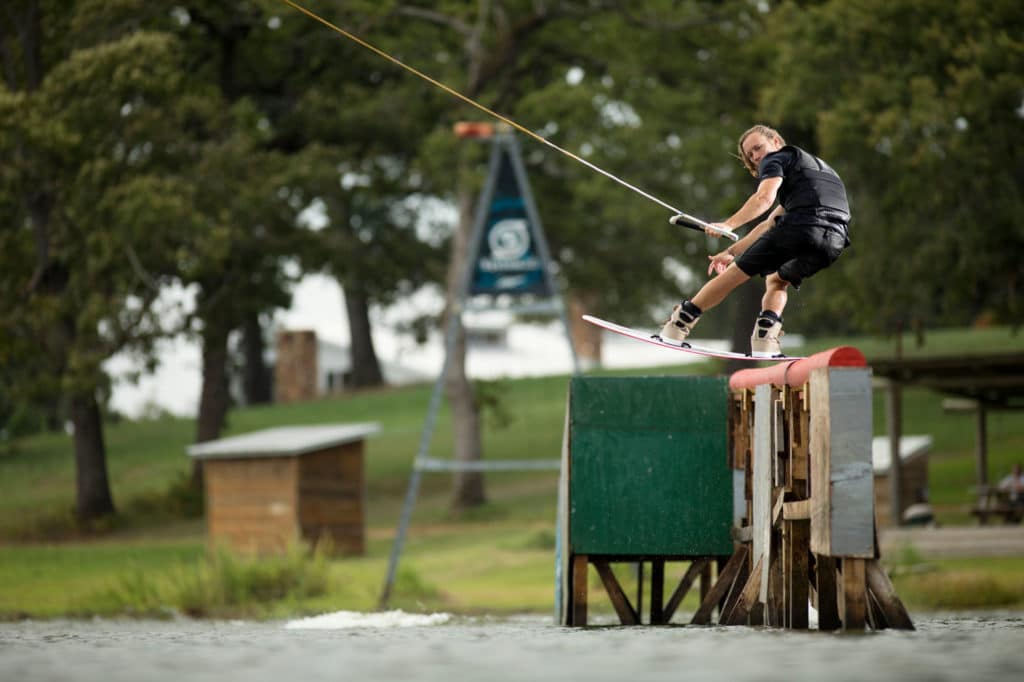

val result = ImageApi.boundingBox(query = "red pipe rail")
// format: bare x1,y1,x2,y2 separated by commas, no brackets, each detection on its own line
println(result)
728,346,867,390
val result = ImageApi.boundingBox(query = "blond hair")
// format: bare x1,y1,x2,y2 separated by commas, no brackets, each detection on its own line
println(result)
737,124,786,176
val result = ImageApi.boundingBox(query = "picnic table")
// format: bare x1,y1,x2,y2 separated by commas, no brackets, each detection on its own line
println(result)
970,485,1023,525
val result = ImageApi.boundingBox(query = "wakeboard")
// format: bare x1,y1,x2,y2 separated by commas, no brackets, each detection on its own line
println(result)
582,315,803,362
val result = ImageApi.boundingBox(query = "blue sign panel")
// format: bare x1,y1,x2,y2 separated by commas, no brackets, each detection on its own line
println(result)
470,147,551,296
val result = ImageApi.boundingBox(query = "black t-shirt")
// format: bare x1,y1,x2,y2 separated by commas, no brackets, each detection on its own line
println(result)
757,147,850,237
757,147,794,183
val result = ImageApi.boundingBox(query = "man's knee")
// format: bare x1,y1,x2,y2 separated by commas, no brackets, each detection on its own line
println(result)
766,273,791,290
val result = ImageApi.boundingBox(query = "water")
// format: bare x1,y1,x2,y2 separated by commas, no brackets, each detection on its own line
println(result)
2,612,1022,682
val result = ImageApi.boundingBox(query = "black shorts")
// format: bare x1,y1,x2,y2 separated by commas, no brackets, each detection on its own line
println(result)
734,218,848,288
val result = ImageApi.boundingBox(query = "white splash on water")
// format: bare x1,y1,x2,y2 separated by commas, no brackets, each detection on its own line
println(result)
284,610,451,630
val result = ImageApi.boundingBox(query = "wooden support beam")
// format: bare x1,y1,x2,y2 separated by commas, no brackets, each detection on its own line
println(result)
815,555,840,631
692,545,749,625
651,560,665,625
720,555,764,625
887,380,904,526
593,560,639,625
840,558,867,631
731,525,753,543
572,554,588,626
865,559,915,630
664,558,709,622
700,561,713,604
767,530,785,626
810,368,875,559
720,552,749,622
636,562,644,622
784,519,810,629
783,500,811,520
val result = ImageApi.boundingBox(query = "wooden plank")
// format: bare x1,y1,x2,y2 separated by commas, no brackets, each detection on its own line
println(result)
815,555,840,631
664,558,710,621
865,559,915,630
810,368,875,558
692,545,748,625
790,387,810,484
721,555,764,625
593,560,639,625
719,551,749,623
731,525,753,543
572,554,588,626
208,504,296,522
772,489,786,527
298,498,363,525
767,530,785,627
651,560,665,625
785,519,810,629
752,384,773,602
700,561,712,604
783,500,812,521
841,558,867,631
866,587,886,630
636,562,644,621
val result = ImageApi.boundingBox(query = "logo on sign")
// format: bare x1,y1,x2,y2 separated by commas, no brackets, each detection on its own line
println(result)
488,219,531,260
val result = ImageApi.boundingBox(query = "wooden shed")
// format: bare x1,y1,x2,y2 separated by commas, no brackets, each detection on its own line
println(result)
872,435,932,528
187,423,379,556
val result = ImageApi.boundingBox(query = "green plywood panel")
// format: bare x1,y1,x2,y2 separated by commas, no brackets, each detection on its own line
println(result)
568,376,733,556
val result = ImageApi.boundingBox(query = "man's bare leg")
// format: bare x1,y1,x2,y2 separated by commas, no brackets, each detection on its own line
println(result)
751,272,791,357
691,264,751,312
658,264,750,344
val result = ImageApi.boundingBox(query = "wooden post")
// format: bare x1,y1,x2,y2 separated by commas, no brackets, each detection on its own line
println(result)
721,555,763,625
840,558,867,631
810,368,875,559
593,560,639,625
664,558,709,622
976,403,989,487
865,559,915,630
753,384,774,603
886,380,904,527
651,560,665,624
784,519,810,629
572,554,588,626
816,555,840,631
700,561,713,604
692,545,749,625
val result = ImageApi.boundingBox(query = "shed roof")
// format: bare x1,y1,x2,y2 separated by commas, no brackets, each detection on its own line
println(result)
187,423,380,460
871,434,932,475
870,352,1024,409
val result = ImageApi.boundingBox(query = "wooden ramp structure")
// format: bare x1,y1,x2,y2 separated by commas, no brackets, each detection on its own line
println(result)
557,350,913,631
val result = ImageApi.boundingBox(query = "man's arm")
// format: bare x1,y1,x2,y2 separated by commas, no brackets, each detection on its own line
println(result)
723,176,783,229
706,205,784,274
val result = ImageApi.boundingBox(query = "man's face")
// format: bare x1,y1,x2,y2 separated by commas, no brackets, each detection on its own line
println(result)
742,133,782,169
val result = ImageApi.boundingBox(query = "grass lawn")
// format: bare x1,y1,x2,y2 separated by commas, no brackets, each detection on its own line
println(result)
0,325,1021,619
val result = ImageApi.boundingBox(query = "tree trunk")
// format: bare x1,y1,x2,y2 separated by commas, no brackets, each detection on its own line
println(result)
69,391,115,523
193,319,231,486
240,312,271,405
568,290,602,370
344,287,385,388
447,188,486,511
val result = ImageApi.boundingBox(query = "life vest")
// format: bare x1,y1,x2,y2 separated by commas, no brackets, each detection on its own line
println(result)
775,145,850,220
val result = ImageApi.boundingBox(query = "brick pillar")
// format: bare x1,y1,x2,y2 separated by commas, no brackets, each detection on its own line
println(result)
275,330,318,403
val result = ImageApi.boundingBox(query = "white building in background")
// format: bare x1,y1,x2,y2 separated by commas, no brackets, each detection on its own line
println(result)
105,275,714,419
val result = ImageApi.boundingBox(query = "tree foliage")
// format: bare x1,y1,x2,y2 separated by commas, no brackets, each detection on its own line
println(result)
1,0,1020,521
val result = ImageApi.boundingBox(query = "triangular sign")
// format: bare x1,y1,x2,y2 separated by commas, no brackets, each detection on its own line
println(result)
469,140,552,296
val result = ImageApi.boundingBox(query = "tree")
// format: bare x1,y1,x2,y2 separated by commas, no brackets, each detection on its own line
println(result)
758,0,1024,336
0,0,204,522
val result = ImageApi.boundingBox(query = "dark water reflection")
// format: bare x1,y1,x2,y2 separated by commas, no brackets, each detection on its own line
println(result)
1,612,1022,682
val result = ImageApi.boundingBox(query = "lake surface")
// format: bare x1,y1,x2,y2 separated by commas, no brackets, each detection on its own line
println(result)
2,611,1022,681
